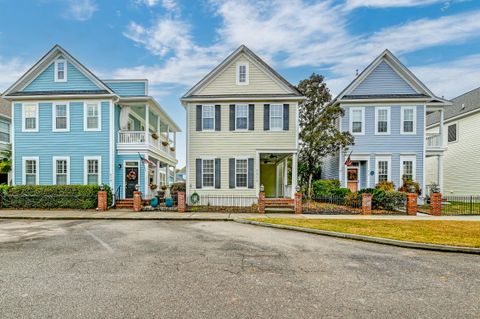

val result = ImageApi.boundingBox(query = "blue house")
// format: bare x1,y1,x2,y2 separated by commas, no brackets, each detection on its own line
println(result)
323,50,450,193
2,45,180,200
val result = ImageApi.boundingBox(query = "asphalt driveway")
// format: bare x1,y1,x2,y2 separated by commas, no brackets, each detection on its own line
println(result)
0,220,479,318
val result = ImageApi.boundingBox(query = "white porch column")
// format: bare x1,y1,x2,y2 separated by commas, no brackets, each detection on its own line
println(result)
437,155,443,193
291,153,298,199
144,154,150,198
173,132,176,148
439,109,444,147
145,104,150,145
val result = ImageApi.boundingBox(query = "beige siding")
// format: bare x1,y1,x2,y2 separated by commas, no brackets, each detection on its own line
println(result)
196,54,291,96
186,101,297,197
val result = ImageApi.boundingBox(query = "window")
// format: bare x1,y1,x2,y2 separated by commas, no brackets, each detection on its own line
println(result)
84,102,101,131
375,156,391,184
0,119,10,143
375,107,390,134
53,157,69,185
349,107,364,134
270,104,283,130
448,124,457,143
235,104,248,130
401,107,416,134
236,62,249,85
400,156,416,182
84,156,101,185
53,103,69,131
202,159,214,188
54,59,67,82
23,103,38,132
202,105,214,131
23,157,39,185
235,159,248,188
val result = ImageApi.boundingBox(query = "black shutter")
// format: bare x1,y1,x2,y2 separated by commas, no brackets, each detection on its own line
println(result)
229,104,235,131
264,104,270,130
248,104,254,130
248,158,254,189
215,105,221,131
196,159,202,188
196,105,202,131
283,104,289,131
229,158,235,188
215,158,221,189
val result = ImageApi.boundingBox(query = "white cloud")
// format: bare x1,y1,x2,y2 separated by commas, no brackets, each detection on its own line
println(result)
345,0,443,10
0,57,30,93
64,0,98,21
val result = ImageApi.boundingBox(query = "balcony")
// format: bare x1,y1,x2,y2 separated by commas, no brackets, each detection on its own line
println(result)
426,133,445,155
118,130,176,159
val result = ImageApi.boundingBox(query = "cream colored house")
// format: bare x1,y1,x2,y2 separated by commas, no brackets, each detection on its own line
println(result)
426,87,480,195
181,45,304,202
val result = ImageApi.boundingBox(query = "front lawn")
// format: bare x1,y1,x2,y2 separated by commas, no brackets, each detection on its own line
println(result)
418,201,480,215
249,218,480,248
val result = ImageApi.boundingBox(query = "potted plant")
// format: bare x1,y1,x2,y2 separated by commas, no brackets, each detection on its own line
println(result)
149,183,157,190
162,140,169,146
170,146,175,152
151,132,159,140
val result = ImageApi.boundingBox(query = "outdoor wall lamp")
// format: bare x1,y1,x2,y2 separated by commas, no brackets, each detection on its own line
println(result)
118,163,122,169
135,184,139,191
99,183,105,191
260,184,264,192
295,185,300,192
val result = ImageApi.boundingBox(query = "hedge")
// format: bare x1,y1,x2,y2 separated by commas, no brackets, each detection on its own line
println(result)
0,185,113,209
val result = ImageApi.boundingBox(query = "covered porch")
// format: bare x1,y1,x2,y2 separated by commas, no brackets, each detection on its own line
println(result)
258,152,297,199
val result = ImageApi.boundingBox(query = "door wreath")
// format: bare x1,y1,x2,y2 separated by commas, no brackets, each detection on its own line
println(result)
127,169,137,181
190,192,200,204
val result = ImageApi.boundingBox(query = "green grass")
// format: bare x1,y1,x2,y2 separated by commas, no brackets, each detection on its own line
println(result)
419,202,480,215
249,218,480,248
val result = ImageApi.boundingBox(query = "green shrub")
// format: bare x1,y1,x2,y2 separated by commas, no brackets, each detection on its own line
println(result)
333,187,351,197
398,177,422,195
375,181,395,192
0,185,112,209
358,188,406,211
170,182,186,193
312,179,341,197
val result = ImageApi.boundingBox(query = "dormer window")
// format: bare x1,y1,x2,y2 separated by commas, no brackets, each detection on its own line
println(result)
54,59,67,82
236,62,249,85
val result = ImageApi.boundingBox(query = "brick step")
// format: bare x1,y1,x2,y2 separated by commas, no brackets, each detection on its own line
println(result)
115,199,134,209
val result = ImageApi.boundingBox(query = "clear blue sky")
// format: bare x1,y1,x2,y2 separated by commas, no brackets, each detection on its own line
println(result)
1,0,480,167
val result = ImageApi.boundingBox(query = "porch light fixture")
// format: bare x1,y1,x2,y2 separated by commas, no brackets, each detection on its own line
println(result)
99,183,105,191
118,163,122,169
260,184,264,192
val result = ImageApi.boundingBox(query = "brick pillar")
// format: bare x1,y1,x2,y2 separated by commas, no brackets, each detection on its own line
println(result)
362,193,372,215
430,193,442,216
406,193,418,216
258,192,265,214
97,191,107,211
294,192,302,214
133,191,142,212
178,191,186,213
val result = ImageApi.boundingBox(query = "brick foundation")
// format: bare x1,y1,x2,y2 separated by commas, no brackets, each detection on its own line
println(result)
97,191,107,211
133,191,142,212
294,192,302,214
178,192,186,213
258,192,265,214
362,193,372,215
406,193,418,216
430,193,442,216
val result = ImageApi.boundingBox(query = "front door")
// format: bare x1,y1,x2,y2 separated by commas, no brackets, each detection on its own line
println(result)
125,164,139,198
347,168,359,192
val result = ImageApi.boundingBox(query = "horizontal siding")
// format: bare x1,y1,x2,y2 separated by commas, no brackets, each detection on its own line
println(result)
351,61,417,95
13,100,111,185
197,55,290,96
23,59,100,92
321,153,339,180
104,81,146,96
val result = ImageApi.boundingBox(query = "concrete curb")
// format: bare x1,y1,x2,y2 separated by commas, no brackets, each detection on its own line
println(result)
0,216,231,222
234,219,480,255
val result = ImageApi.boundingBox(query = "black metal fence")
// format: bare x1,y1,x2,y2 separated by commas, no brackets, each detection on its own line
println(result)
303,195,362,214
441,195,480,215
187,195,258,213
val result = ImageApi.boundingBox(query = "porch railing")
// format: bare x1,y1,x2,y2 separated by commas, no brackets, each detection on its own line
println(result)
426,133,442,148
118,130,175,157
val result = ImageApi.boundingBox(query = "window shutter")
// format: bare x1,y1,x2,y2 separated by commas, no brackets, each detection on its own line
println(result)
196,159,202,188
215,105,221,131
248,158,254,189
229,158,235,188
248,104,255,130
215,158,221,189
229,104,235,131
196,105,202,131
283,104,289,130
264,104,270,130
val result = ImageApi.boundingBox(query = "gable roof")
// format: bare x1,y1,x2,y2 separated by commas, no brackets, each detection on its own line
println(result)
332,49,450,106
427,86,480,126
2,44,115,97
182,45,302,100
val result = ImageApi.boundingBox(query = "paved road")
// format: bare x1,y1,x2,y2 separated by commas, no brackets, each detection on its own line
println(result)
0,220,479,318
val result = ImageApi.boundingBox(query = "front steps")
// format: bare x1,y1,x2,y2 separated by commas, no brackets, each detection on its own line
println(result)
265,198,295,213
115,199,134,209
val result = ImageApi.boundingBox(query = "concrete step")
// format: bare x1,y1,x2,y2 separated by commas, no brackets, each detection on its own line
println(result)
265,207,295,214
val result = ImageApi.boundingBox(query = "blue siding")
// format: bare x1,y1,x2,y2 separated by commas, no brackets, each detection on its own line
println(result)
23,60,100,92
114,154,146,199
13,101,111,185
104,81,146,96
351,61,417,95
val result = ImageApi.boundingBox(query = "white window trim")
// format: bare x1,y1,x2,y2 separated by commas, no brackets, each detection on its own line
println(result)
375,155,392,184
201,105,215,132
22,156,39,185
447,122,458,143
270,104,284,131
54,59,67,82
0,117,10,144
52,156,70,185
235,104,249,131
374,107,391,135
236,62,249,85
349,107,365,135
84,156,102,185
21,103,39,132
400,155,416,182
84,101,102,131
52,102,70,132
234,157,249,189
400,106,416,135
201,157,215,189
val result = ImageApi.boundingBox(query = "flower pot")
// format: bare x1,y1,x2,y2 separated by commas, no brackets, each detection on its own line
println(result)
170,147,175,152
151,133,159,140
162,141,169,146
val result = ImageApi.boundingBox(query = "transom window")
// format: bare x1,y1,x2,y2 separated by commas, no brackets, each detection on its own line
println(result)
350,108,364,134
85,103,100,130
24,158,38,185
237,62,249,85
54,103,68,131
401,107,415,134
55,159,68,185
202,105,214,131
86,158,100,185
0,119,9,143
235,104,248,130
235,159,248,188
376,108,390,134
202,159,214,188
448,124,457,143
54,59,67,82
23,103,38,131
378,160,389,182
270,104,283,130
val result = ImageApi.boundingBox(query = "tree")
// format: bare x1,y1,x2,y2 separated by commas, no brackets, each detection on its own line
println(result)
296,73,354,196
0,149,11,174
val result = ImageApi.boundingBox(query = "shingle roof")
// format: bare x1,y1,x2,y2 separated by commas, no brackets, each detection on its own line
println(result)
427,86,480,126
0,98,11,117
